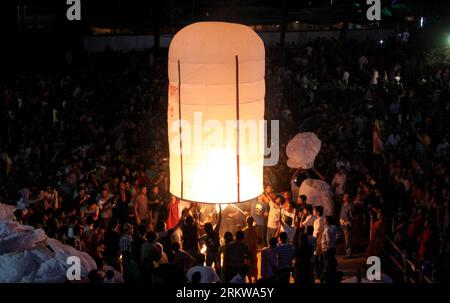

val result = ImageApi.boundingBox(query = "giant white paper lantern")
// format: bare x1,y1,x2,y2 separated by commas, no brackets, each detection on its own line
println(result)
298,179,334,217
168,22,265,204
286,132,321,169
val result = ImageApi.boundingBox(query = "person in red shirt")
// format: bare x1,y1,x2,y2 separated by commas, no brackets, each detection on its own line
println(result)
166,195,180,230
417,220,437,263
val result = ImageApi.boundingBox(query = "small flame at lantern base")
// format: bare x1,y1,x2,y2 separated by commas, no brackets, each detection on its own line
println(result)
200,244,207,254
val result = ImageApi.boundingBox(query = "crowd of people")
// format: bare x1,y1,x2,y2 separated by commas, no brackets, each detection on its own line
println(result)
0,32,449,283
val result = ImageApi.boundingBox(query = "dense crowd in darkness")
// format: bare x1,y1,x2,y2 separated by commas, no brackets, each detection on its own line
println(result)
0,34,449,283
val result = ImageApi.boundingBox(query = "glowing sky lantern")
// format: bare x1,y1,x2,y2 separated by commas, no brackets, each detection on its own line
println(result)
167,22,265,204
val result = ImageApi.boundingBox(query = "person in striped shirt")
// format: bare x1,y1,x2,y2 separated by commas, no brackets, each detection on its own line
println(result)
276,232,295,283
119,223,133,254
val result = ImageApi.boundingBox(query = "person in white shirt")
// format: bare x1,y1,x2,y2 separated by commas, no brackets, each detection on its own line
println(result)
281,201,296,243
322,217,338,252
321,216,338,282
186,254,220,283
331,168,347,202
312,206,324,278
266,196,282,245
98,187,114,229
299,204,316,230
371,68,379,86
282,201,296,227
342,70,350,88
313,206,324,244
401,30,410,43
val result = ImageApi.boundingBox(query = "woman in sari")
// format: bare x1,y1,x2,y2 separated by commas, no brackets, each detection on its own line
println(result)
366,208,386,258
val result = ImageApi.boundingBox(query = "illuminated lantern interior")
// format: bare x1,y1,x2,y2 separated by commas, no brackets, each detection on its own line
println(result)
168,22,265,204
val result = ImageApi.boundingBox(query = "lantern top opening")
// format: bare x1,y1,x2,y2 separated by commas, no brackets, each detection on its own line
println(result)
169,22,265,65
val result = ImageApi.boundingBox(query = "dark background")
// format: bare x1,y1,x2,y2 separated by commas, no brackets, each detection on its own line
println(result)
0,0,449,73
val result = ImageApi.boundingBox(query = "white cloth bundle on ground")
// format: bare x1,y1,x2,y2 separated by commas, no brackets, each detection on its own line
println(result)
286,132,321,169
0,220,96,283
0,221,46,254
298,178,334,216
